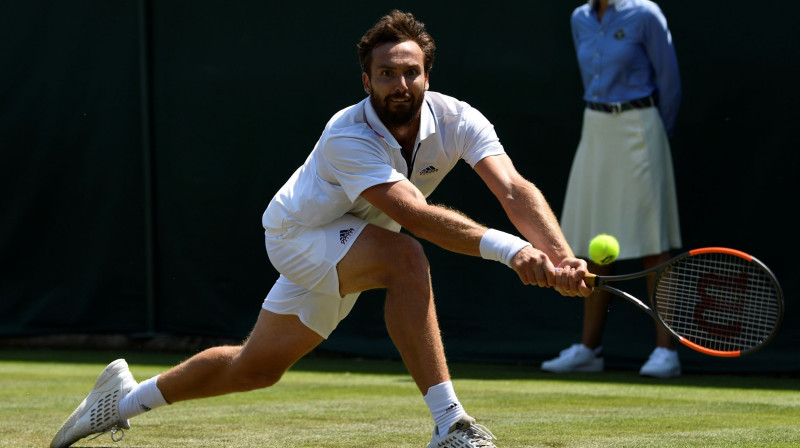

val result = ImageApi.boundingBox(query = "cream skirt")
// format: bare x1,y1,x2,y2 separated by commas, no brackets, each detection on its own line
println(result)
560,107,682,260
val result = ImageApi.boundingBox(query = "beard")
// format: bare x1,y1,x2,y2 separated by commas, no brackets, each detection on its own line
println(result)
369,90,424,128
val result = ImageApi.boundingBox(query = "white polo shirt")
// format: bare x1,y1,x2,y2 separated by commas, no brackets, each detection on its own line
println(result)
262,91,506,233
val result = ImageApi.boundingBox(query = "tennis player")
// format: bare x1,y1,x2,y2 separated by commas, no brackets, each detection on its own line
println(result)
51,10,591,448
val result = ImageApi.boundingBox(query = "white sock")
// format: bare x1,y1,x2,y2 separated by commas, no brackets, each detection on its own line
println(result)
119,375,169,420
424,381,467,437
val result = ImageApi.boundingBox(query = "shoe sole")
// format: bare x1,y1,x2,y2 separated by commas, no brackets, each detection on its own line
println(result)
50,359,130,448
541,366,604,373
640,368,681,378
541,359,604,373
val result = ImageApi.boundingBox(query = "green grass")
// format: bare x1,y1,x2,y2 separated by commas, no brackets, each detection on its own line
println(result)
1,349,798,447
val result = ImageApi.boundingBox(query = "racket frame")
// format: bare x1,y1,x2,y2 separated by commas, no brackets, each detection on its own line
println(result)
581,247,784,358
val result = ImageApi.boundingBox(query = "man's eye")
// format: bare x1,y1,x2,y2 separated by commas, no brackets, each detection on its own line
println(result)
380,70,393,77
406,70,418,77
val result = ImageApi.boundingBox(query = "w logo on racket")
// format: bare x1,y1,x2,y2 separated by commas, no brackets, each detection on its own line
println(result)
694,271,748,338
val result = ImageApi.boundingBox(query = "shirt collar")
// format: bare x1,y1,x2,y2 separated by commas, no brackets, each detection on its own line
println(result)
589,0,625,7
419,94,436,141
362,93,436,149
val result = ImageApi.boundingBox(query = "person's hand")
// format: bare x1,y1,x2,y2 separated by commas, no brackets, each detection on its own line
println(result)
508,245,556,288
553,258,593,298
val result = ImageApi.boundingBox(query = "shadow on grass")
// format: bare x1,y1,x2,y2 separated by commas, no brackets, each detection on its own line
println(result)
1,346,798,392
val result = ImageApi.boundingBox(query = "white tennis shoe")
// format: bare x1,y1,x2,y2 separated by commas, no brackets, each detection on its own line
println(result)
541,343,604,373
427,415,498,448
50,359,137,448
639,347,681,378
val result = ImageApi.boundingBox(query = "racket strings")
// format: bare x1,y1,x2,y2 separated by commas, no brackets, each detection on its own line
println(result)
654,252,781,354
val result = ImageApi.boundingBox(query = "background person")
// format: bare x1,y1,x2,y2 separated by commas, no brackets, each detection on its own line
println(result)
541,0,682,378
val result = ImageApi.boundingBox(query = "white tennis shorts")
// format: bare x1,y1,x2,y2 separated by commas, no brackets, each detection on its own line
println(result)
262,214,369,338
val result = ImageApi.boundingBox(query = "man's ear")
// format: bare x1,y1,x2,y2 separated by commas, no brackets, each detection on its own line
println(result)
362,72,371,94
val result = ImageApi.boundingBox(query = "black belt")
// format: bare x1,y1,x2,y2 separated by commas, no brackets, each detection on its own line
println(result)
586,96,655,114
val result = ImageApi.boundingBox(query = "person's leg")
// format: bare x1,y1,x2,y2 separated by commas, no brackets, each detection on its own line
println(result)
335,225,483,443
639,251,681,378
156,309,324,404
541,260,611,373
336,224,449,394
642,252,675,350
51,309,321,448
580,261,615,349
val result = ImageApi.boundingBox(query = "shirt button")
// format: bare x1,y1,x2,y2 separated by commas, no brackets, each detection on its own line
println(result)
594,74,599,79
599,31,604,35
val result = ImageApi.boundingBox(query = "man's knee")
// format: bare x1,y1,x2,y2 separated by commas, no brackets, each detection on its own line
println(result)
393,232,428,266
384,235,430,290
230,362,286,391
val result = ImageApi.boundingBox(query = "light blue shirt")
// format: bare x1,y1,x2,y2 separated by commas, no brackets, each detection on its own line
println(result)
572,0,681,135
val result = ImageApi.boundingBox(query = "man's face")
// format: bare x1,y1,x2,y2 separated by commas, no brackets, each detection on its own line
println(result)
362,40,429,128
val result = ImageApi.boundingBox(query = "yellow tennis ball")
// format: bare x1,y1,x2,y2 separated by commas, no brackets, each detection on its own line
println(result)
589,234,619,265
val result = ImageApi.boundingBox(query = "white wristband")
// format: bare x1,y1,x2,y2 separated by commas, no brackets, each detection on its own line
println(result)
479,228,532,267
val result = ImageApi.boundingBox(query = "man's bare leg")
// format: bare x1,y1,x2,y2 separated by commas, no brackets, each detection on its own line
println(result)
336,224,470,439
51,310,323,448
337,224,449,394
156,310,324,404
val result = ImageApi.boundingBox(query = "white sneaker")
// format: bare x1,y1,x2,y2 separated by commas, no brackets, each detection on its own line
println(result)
50,359,138,448
427,415,498,448
639,347,681,378
541,343,604,373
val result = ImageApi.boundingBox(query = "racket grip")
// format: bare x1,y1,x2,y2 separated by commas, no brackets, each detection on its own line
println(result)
584,273,597,287
554,268,597,287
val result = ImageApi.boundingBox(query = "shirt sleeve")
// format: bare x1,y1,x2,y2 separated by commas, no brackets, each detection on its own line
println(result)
458,106,505,168
642,5,682,136
570,9,584,73
322,134,406,203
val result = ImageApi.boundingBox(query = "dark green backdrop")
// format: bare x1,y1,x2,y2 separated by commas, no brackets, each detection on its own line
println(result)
1,1,797,372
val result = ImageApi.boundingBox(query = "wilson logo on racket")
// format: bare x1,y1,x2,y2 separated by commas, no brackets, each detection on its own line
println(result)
694,271,748,339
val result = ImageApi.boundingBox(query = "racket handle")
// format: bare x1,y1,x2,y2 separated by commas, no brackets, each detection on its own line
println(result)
554,268,597,287
584,273,597,287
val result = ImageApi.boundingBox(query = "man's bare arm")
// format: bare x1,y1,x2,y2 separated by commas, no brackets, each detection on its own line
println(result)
360,179,486,256
473,154,574,264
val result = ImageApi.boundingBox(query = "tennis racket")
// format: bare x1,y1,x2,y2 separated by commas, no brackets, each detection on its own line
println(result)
578,247,783,357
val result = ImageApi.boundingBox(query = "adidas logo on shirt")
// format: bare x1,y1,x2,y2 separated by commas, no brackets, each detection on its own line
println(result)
339,228,355,245
419,165,439,175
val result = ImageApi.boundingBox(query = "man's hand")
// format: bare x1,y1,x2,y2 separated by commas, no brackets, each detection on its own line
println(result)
509,247,592,297
508,246,556,288
554,258,593,298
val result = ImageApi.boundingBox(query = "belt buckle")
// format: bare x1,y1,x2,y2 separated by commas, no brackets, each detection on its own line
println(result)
610,102,622,114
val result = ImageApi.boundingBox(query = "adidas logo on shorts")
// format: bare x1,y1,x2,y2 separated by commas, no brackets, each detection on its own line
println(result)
339,227,355,245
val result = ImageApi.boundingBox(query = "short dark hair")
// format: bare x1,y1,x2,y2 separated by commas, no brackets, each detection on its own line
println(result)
357,10,436,75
